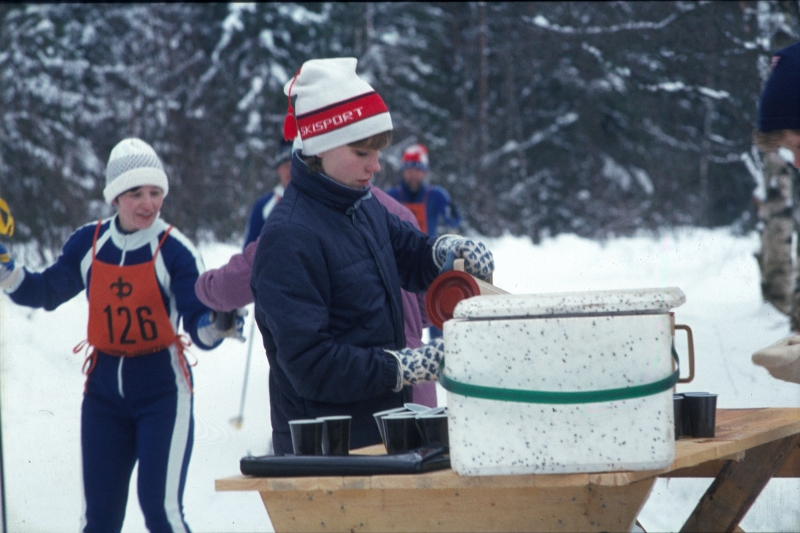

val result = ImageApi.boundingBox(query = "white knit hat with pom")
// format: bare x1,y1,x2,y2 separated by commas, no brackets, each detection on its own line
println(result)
103,138,169,204
282,57,393,156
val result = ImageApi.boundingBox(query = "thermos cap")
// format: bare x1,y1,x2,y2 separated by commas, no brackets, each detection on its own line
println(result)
425,270,480,329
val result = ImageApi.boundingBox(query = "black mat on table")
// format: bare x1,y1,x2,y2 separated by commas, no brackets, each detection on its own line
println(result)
240,446,450,477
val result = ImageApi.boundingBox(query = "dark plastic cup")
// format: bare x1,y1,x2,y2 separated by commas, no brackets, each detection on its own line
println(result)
288,419,323,455
416,413,449,447
673,394,684,438
683,393,718,438
372,407,409,448
382,413,423,454
318,415,351,456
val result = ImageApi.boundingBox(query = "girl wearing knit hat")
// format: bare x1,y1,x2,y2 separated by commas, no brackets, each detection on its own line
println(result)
0,138,242,531
251,57,495,455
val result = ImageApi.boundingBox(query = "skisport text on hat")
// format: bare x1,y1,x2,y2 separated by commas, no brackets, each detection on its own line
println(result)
282,57,393,156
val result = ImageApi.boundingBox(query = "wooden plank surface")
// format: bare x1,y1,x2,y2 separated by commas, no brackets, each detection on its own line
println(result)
215,408,800,493
260,478,657,533
665,441,800,478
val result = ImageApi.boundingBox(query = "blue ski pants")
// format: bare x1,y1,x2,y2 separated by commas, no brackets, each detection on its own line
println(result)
80,351,193,533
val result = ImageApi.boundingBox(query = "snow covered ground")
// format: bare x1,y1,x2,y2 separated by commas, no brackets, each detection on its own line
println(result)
1,226,798,532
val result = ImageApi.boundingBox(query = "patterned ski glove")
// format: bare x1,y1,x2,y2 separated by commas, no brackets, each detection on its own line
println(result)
197,308,247,347
386,338,445,389
432,235,494,281
752,336,800,385
0,244,21,290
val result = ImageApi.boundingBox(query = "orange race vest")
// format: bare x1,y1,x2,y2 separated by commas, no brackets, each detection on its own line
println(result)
86,221,179,356
404,202,428,234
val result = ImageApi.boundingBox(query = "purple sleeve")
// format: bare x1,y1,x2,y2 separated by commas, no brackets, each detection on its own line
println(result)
401,289,424,349
194,240,258,311
371,186,418,227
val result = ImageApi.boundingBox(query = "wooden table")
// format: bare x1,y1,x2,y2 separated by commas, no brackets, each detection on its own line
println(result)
216,408,800,532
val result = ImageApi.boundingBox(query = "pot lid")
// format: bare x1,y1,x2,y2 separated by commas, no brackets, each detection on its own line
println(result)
452,287,685,320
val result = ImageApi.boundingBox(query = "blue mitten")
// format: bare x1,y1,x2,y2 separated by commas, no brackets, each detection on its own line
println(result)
198,308,247,347
386,338,444,387
0,244,14,282
0,244,19,289
432,235,494,281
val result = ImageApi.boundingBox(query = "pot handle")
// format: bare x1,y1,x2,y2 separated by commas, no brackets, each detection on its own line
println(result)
674,323,695,384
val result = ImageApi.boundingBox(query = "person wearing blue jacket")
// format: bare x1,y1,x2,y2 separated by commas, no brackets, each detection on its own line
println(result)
242,139,293,248
387,143,462,340
251,57,495,455
386,143,462,239
0,138,241,533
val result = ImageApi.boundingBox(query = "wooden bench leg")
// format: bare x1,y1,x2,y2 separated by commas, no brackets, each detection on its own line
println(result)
679,434,800,533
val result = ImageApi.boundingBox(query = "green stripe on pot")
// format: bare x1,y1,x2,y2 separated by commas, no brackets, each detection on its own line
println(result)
439,345,680,405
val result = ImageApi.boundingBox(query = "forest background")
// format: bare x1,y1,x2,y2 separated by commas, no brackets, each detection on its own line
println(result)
1,2,799,261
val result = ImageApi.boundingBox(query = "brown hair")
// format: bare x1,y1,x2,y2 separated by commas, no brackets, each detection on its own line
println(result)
303,131,393,173
752,128,800,152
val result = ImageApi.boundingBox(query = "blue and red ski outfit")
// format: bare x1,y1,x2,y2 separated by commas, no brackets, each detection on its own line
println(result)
6,214,217,533
385,180,461,239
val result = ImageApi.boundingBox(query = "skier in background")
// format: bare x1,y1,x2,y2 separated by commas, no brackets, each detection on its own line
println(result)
0,138,241,532
386,143,462,339
243,139,293,248
751,40,800,385
386,143,462,238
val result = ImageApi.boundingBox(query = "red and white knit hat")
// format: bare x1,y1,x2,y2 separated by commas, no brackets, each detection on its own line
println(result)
401,143,429,171
282,57,393,156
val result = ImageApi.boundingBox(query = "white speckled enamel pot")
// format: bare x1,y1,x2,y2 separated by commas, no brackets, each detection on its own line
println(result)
442,287,685,476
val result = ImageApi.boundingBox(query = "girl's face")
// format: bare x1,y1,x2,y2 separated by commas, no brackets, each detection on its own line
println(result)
113,185,164,232
318,145,382,189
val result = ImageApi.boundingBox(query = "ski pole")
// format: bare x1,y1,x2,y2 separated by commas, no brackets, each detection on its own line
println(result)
0,197,14,533
230,317,257,429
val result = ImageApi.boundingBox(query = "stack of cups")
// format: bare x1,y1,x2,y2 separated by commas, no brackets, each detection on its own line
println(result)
288,415,352,456
673,392,718,439
373,404,449,454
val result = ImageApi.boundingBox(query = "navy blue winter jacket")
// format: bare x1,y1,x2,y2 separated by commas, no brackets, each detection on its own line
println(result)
251,152,439,454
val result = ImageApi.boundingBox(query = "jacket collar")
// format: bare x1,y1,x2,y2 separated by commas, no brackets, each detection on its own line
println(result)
107,214,168,251
289,151,371,212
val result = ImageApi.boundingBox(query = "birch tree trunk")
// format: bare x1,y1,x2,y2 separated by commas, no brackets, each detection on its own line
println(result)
756,152,794,316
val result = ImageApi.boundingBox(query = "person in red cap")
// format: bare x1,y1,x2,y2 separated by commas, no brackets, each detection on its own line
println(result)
386,143,462,239
386,144,463,339
250,57,494,455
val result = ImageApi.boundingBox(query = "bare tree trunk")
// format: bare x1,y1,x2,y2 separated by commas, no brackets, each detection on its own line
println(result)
756,152,794,315
503,17,526,181
477,1,489,155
